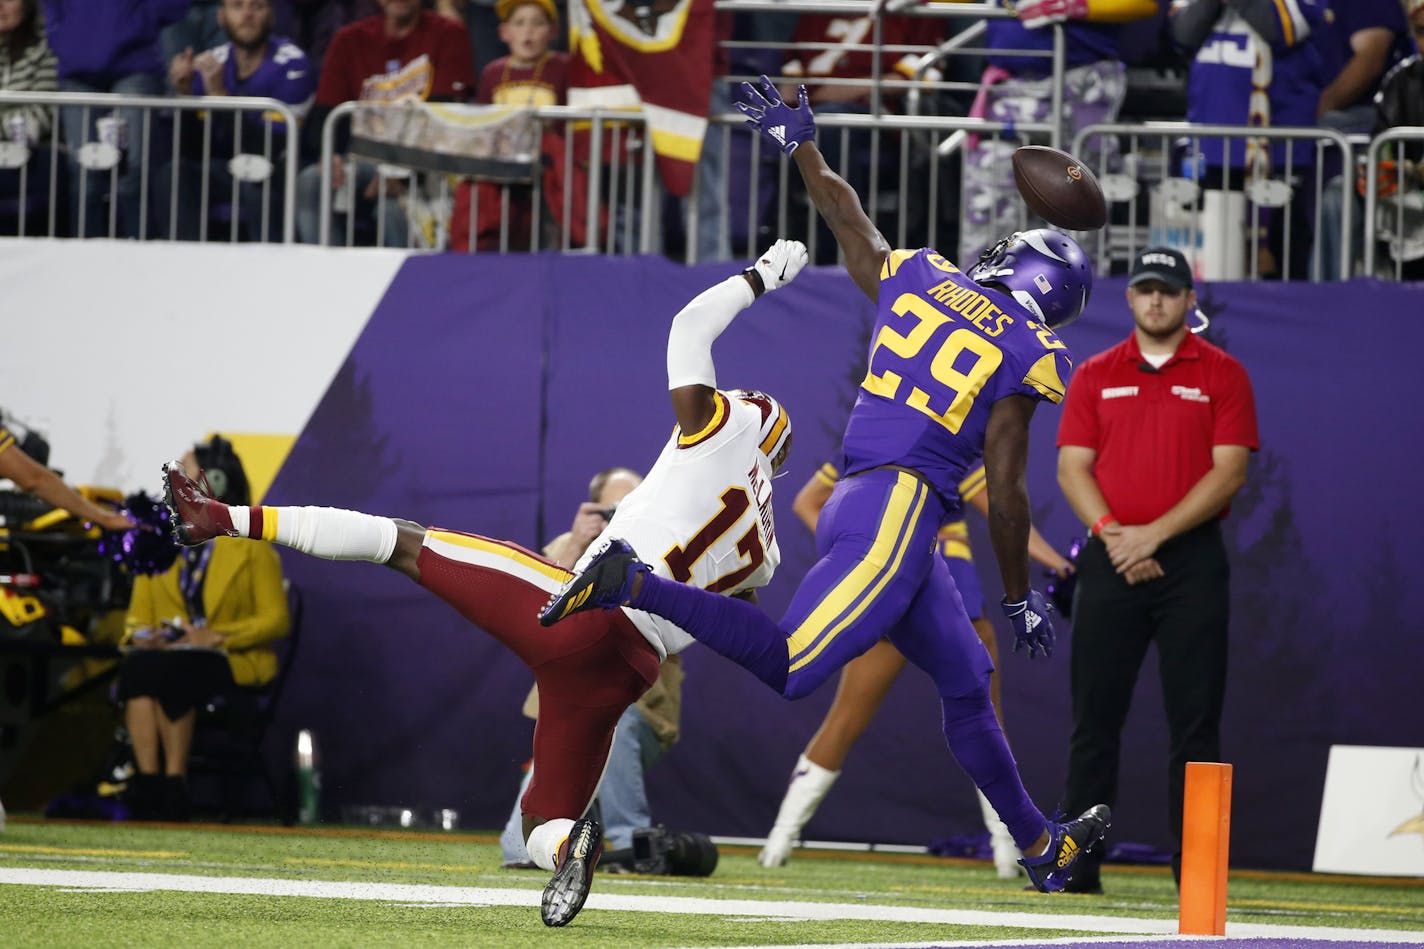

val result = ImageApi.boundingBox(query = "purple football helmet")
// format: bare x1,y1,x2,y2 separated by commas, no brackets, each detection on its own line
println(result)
966,228,1093,329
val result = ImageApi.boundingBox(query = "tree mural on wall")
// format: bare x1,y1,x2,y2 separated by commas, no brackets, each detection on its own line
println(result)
275,360,401,508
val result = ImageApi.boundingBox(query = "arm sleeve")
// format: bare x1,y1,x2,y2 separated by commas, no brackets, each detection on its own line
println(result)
1055,364,1100,448
1170,0,1225,52
1211,359,1260,449
666,275,756,390
216,545,291,651
1224,0,1319,47
432,22,476,99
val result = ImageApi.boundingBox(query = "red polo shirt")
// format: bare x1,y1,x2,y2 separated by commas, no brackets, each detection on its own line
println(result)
1057,331,1259,526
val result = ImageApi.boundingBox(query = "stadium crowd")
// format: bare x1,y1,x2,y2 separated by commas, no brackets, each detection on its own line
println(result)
0,0,1420,277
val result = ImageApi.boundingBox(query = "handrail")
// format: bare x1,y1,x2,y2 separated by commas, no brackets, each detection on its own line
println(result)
1363,126,1424,278
0,90,301,243
1072,121,1354,280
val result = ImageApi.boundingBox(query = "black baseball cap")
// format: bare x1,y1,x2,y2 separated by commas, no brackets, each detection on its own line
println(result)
1129,247,1194,290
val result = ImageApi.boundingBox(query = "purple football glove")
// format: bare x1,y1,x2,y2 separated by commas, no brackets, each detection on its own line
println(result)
1003,590,1055,659
735,75,815,156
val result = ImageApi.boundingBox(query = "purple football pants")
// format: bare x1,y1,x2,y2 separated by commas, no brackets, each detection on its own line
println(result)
632,468,1048,849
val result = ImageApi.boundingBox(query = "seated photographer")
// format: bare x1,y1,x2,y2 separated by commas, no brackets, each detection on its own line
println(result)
119,435,289,821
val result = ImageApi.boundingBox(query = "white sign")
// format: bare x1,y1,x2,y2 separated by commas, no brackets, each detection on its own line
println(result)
1313,745,1424,876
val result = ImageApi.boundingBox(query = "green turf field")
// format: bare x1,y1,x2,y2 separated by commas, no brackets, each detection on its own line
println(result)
1,817,1421,947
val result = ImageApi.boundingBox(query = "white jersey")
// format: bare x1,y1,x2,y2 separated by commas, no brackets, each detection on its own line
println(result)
576,391,782,659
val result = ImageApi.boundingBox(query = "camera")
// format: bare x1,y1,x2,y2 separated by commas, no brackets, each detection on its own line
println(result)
603,825,718,877
593,506,616,522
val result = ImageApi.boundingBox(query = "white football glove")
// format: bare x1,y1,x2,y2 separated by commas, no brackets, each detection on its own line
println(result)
750,239,809,293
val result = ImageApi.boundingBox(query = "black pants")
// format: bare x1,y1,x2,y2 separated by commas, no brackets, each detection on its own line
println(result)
1062,521,1230,880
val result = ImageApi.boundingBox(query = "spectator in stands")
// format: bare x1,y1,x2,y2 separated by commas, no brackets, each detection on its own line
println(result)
287,0,378,76
448,0,566,253
1170,0,1328,279
119,435,289,821
0,0,57,234
295,0,473,246
1364,0,1424,279
157,0,314,242
960,0,1157,266
1314,0,1411,279
41,0,189,238
780,10,944,264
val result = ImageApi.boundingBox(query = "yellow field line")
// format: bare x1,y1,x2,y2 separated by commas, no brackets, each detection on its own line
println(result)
0,843,187,859
284,857,493,874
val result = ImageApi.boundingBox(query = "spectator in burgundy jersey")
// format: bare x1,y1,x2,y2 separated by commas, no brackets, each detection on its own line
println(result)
295,0,473,246
157,0,315,242
449,0,567,252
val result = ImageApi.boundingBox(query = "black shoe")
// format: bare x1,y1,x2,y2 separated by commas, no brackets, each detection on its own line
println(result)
123,773,164,821
160,776,191,822
1020,804,1111,893
541,818,602,926
538,540,648,627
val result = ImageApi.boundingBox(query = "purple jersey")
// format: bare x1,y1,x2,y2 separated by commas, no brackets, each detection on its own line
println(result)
840,249,1073,509
1184,1,1327,169
191,36,314,154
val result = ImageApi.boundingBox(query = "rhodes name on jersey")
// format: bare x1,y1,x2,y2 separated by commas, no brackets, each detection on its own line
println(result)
841,249,1074,512
583,390,783,658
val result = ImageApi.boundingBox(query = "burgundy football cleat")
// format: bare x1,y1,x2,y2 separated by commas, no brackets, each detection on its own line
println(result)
540,818,602,927
161,460,235,546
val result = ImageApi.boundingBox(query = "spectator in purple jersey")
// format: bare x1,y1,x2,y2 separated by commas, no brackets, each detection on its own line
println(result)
1171,0,1327,279
959,0,1157,266
156,0,315,242
1314,0,1411,279
42,0,190,237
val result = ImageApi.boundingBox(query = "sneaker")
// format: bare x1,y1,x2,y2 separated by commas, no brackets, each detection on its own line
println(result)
991,826,1023,880
1019,804,1111,894
541,817,602,927
162,460,234,546
538,539,648,627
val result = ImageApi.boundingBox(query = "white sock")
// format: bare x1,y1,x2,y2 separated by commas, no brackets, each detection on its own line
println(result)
244,506,399,563
526,818,576,872
768,754,840,839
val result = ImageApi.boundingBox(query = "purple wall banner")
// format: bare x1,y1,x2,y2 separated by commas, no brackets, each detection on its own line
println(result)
266,254,1424,871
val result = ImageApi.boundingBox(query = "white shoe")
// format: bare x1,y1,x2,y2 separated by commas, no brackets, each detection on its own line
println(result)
991,826,1022,879
759,826,796,867
977,788,1022,879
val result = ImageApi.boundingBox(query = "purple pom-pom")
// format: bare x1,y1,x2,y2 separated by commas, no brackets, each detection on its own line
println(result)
96,492,181,576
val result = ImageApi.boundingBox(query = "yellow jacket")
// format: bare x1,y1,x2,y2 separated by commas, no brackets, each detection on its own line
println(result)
124,538,289,687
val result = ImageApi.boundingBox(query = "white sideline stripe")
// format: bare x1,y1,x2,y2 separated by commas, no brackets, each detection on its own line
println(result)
1,868,1421,943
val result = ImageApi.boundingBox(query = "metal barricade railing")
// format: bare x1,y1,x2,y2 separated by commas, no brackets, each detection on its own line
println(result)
0,91,300,243
317,101,659,254
689,110,1055,267
1072,122,1353,281
1364,127,1424,281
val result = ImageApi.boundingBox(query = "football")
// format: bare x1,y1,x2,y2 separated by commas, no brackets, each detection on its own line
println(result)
1012,145,1108,231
